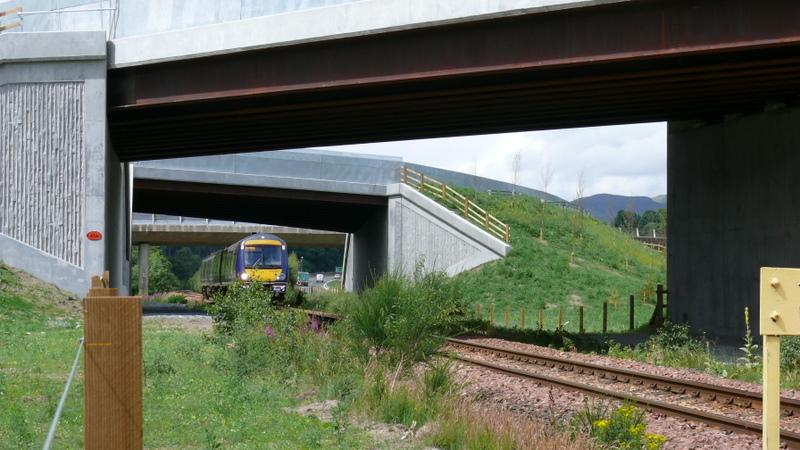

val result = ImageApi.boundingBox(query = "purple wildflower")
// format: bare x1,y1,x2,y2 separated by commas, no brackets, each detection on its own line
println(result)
310,317,321,333
264,324,277,339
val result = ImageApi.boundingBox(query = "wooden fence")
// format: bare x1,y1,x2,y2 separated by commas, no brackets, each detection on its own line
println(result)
401,165,510,243
473,285,668,333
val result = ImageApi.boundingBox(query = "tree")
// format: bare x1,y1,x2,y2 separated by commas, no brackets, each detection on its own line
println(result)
613,209,640,233
510,149,523,194
539,159,554,194
131,246,180,294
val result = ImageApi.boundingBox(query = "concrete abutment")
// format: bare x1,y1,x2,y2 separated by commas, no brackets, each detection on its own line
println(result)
0,32,128,297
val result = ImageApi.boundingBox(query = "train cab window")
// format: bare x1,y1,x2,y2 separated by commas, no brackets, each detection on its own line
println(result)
243,245,282,269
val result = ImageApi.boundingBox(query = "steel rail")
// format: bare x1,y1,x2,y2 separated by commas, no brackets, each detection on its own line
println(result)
447,338,800,447
451,353,800,448
447,337,800,417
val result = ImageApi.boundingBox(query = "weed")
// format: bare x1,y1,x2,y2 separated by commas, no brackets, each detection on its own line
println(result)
144,352,176,376
572,402,666,450
738,307,760,368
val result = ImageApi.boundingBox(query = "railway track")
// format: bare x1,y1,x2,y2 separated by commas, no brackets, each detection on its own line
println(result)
446,337,800,448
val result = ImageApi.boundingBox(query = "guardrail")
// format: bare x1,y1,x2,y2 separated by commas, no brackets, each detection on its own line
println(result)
0,6,22,32
401,165,510,243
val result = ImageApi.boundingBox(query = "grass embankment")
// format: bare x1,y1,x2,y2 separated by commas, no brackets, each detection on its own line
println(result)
445,190,666,333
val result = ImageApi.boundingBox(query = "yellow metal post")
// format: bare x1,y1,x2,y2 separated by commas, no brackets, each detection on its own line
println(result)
763,334,780,450
758,267,800,450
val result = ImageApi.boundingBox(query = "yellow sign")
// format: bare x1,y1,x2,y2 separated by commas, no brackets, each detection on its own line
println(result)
760,267,800,335
759,267,800,450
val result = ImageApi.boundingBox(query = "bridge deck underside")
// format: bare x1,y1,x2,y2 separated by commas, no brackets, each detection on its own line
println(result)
109,0,800,161
133,179,386,233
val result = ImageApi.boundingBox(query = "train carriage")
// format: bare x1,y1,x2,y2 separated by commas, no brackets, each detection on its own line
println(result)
200,234,289,299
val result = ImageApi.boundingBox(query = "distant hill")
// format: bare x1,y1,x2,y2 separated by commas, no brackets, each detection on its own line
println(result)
651,194,667,205
575,193,665,223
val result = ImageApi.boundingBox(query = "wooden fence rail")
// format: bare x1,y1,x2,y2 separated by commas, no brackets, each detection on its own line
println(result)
401,165,510,243
473,292,667,334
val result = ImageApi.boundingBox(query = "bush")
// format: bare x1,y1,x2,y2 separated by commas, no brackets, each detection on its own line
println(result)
343,271,465,363
207,283,273,334
165,294,187,304
645,321,704,352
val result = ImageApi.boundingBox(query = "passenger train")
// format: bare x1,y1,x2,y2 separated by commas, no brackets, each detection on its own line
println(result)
200,234,289,299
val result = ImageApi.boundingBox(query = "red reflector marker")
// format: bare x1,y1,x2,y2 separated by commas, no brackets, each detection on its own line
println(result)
86,231,103,241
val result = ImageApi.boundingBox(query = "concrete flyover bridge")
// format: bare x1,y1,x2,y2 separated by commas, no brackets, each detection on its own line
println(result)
131,213,346,248
132,150,511,292
3,0,800,337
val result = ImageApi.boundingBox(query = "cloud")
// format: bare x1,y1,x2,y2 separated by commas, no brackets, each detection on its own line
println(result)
321,122,666,201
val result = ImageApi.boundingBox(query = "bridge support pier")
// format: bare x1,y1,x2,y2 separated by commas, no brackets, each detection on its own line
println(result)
668,105,800,338
137,244,150,296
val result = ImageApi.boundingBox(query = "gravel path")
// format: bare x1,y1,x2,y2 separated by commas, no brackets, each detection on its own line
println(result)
448,336,800,449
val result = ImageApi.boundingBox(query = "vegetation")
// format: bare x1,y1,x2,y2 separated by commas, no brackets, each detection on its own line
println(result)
607,319,800,389
572,403,666,450
613,208,667,236
446,190,665,333
130,245,180,294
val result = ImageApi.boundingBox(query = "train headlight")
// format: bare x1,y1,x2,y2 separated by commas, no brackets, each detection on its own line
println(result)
277,272,286,281
240,272,250,281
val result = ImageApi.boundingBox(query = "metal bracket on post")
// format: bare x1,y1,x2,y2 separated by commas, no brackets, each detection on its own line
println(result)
759,267,800,450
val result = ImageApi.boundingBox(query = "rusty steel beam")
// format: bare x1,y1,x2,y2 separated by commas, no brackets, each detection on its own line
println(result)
109,0,800,160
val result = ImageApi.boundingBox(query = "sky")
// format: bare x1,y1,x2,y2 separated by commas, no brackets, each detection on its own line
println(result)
323,122,667,202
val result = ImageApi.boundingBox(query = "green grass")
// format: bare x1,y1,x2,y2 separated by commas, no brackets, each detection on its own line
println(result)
445,190,666,333
0,264,371,449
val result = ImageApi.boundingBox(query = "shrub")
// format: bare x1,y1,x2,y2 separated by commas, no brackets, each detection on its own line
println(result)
646,321,703,352
165,294,187,304
343,271,465,363
207,283,273,334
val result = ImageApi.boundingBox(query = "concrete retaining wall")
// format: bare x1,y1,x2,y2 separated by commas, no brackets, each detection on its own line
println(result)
387,183,510,277
668,106,800,338
0,31,117,296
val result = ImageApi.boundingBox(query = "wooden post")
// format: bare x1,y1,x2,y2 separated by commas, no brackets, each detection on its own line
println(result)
629,295,635,330
520,308,526,329
579,306,584,334
763,335,780,450
464,199,470,218
402,165,408,184
441,182,447,201
558,307,564,329
489,304,495,327
538,309,544,330
420,173,426,192
485,213,490,230
650,284,667,327
602,302,608,334
475,303,482,321
505,224,510,243
503,306,510,328
84,273,143,450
